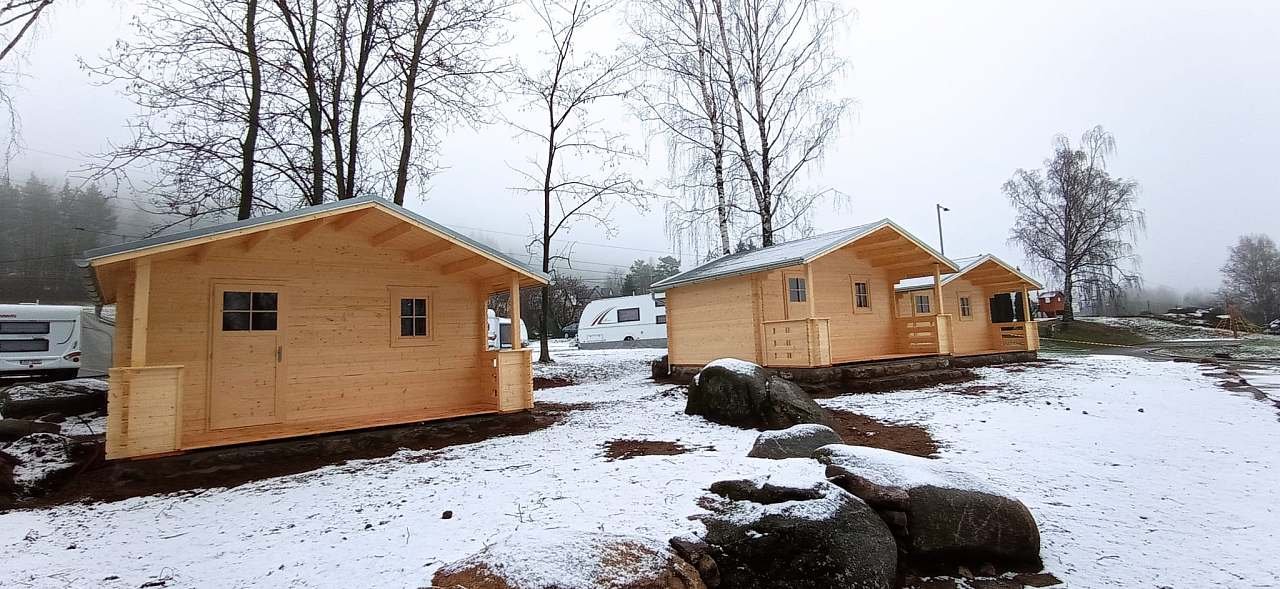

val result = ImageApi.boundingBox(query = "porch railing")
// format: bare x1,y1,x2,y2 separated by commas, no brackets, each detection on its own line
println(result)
894,314,952,355
762,318,831,367
994,321,1038,351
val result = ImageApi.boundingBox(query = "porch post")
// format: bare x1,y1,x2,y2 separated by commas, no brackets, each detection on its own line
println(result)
805,263,817,318
933,263,944,315
509,274,522,351
131,258,151,366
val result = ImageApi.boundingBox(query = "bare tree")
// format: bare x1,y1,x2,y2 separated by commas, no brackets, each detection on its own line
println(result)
1005,126,1145,322
1219,234,1280,323
1,0,58,159
629,0,735,257
511,0,647,363
710,0,849,247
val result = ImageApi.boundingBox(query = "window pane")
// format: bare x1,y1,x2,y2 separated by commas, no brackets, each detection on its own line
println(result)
0,339,49,352
618,308,641,322
251,311,277,331
252,292,278,311
414,317,427,336
401,317,415,336
0,321,49,334
414,298,426,317
655,299,666,307
400,298,414,317
223,311,250,331
656,314,667,324
223,291,251,310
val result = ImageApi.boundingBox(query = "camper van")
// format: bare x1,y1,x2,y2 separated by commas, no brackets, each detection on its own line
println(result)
576,293,667,349
486,309,530,350
0,304,82,380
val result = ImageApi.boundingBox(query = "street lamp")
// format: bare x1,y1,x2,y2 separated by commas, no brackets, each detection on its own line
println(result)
935,204,950,255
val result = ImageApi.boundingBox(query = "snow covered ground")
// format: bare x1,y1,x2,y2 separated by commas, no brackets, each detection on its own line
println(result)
1081,316,1237,341
2,348,1279,588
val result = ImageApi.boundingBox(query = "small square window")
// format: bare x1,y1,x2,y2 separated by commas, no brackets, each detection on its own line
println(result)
656,314,667,324
915,295,931,315
787,277,807,303
221,290,278,331
399,297,429,337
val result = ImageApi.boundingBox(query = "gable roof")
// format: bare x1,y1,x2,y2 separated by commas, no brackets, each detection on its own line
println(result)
895,254,1042,292
651,219,958,291
79,196,549,284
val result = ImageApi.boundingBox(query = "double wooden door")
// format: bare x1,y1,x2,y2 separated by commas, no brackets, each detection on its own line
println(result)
210,283,285,429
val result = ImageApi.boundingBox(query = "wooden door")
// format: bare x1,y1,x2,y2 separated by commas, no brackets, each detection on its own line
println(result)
210,283,284,429
783,272,809,320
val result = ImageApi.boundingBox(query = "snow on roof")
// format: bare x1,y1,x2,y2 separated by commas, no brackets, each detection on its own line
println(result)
652,220,955,291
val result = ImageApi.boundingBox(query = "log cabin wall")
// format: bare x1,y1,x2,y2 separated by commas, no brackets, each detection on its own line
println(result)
120,218,494,451
666,275,759,367
942,278,997,354
807,249,897,363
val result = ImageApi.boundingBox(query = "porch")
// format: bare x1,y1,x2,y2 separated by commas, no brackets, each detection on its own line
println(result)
760,314,956,368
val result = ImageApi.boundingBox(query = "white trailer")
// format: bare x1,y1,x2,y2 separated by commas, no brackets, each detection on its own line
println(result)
0,304,82,380
486,309,530,350
576,293,667,349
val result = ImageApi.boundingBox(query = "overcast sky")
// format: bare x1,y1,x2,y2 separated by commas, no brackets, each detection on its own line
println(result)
6,0,1278,293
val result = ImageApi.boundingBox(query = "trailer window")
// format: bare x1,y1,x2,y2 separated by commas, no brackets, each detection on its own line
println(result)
0,339,49,352
0,321,49,334
617,308,641,322
222,291,278,331
656,314,666,324
654,298,666,307
787,277,807,302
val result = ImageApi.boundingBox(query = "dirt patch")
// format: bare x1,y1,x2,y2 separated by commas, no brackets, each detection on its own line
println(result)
9,403,583,510
827,409,940,458
533,376,575,390
602,439,706,460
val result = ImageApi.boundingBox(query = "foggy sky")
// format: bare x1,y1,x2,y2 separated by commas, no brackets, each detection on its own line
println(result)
6,0,1279,293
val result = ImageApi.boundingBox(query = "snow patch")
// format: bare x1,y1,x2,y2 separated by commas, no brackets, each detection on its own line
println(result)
817,444,1001,495
704,358,762,377
436,532,676,589
2,379,107,402
3,433,75,492
756,424,834,442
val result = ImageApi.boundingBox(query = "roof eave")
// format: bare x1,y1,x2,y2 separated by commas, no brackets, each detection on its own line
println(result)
651,258,806,292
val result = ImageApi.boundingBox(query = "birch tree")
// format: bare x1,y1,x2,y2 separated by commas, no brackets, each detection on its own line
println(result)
1005,126,1145,322
511,0,646,363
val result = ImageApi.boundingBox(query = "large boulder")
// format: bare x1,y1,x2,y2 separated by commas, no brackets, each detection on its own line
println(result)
1,432,97,498
686,359,833,430
747,424,843,460
0,418,61,443
697,464,897,589
0,378,108,420
432,532,706,589
814,445,1041,570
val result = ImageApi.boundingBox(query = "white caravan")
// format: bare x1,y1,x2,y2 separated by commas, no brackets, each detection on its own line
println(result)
576,293,667,349
486,309,530,350
0,304,82,380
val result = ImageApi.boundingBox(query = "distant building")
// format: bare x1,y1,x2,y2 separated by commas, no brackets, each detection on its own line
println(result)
1037,291,1066,318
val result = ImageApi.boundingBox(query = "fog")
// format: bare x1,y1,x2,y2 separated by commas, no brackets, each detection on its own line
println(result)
5,0,1278,292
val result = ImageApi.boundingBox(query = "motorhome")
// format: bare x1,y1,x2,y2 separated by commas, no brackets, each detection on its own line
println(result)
0,304,82,380
486,309,530,350
576,293,667,349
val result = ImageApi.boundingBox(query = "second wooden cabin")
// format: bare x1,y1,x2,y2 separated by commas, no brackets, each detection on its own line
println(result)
652,221,1041,371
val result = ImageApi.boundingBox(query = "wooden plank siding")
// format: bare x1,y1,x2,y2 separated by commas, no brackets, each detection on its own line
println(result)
808,249,899,364
666,275,759,366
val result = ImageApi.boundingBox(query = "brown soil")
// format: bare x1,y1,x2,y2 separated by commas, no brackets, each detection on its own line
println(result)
602,439,708,460
827,409,940,458
9,402,580,510
533,376,575,390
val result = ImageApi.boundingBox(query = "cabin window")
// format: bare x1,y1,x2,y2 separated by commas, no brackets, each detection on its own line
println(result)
914,294,931,315
852,280,871,312
399,298,429,337
787,277,807,302
656,314,667,324
0,321,49,334
959,296,973,319
221,291,277,331
618,308,641,323
389,287,434,346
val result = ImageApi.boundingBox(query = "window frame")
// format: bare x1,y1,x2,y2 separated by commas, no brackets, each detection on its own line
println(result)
656,314,667,325
220,289,279,332
787,276,808,303
850,276,872,313
617,307,641,323
389,286,436,347
958,294,974,320
914,294,932,315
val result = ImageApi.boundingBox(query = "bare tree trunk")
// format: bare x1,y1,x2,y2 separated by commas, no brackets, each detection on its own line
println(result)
329,1,351,201
238,0,262,220
392,0,440,206
539,119,556,364
274,0,326,206
342,0,378,200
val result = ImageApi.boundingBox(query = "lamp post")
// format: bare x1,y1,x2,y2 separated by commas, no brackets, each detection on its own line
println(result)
935,204,950,255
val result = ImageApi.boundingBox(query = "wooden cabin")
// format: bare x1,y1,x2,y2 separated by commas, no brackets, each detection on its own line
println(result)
1037,291,1066,318
651,221,963,369
79,197,548,460
894,255,1042,356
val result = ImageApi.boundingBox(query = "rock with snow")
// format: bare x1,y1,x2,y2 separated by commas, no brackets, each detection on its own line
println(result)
652,355,671,380
686,359,833,430
747,424,843,460
431,532,706,589
697,465,897,589
1,433,97,498
0,378,108,420
814,444,1041,569
0,418,61,442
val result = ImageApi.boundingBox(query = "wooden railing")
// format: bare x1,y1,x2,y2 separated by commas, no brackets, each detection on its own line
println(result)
894,314,953,355
106,365,184,459
485,349,533,412
762,318,831,367
994,321,1038,351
